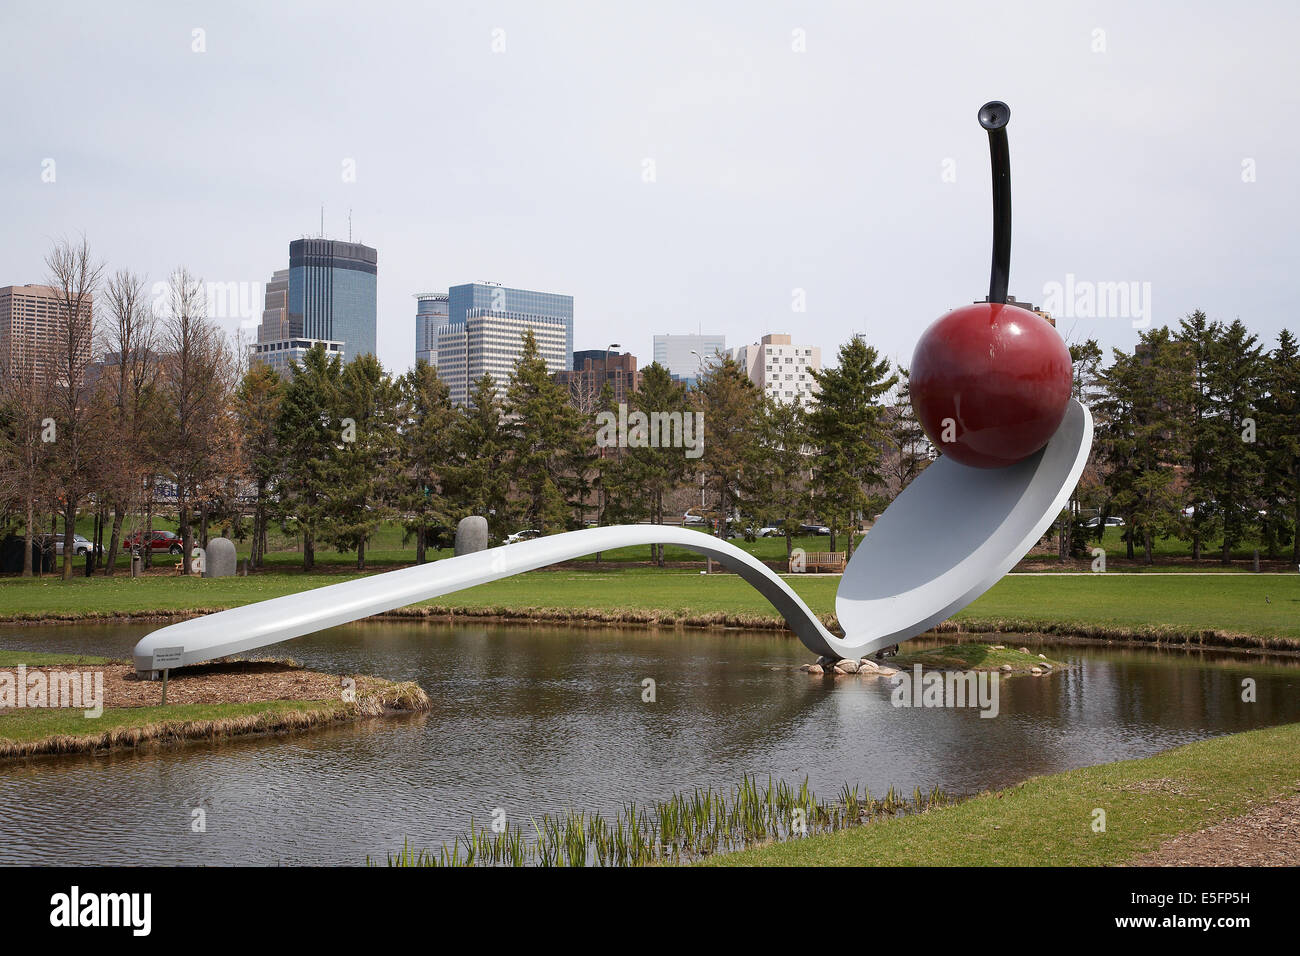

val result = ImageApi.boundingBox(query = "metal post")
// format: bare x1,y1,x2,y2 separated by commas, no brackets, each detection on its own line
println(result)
161,668,168,705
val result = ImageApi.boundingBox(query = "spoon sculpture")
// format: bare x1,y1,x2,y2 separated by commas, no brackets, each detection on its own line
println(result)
133,102,1092,675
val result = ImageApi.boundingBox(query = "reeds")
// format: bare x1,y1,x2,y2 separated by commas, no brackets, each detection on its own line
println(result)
379,773,954,867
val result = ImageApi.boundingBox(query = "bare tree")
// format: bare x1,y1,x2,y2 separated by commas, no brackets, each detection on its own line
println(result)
156,268,238,574
0,324,56,575
44,235,105,579
101,269,159,574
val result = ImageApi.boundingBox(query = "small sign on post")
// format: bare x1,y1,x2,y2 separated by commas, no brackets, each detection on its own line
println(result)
151,646,184,671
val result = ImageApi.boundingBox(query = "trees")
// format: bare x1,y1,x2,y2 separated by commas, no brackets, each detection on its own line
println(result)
275,344,343,572
155,268,238,575
880,366,930,500
1205,319,1265,564
234,362,283,569
446,374,512,542
693,354,762,544
1175,311,1221,559
1098,328,1191,564
502,330,591,534
44,236,105,578
1258,330,1300,561
806,335,896,553
398,361,456,564
751,394,811,562
603,362,693,565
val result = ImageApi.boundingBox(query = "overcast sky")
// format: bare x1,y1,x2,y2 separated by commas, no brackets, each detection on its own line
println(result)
3,0,1297,375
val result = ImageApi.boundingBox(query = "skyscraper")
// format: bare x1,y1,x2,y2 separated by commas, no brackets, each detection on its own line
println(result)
0,284,92,382
432,281,574,405
287,239,378,363
414,292,448,366
652,332,726,386
249,267,344,376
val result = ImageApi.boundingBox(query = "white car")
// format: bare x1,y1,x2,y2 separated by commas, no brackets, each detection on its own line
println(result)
682,511,706,525
504,529,541,545
1084,516,1124,528
47,533,102,556
757,526,782,537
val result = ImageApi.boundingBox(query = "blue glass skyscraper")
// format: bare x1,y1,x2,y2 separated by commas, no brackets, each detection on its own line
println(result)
288,239,378,364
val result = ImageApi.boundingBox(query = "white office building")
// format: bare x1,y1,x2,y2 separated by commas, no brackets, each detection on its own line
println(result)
434,308,569,406
414,292,448,366
731,333,821,407
652,332,726,385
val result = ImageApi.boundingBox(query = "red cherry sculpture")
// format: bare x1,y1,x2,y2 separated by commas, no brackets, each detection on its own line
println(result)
911,302,1072,468
910,101,1071,469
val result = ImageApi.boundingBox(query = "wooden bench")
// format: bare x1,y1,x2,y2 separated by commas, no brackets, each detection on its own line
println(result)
790,551,846,573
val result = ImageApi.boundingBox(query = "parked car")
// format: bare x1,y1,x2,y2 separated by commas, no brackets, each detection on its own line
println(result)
1084,516,1125,528
799,523,831,536
123,530,185,555
504,529,542,546
756,525,782,537
682,510,707,525
33,533,102,557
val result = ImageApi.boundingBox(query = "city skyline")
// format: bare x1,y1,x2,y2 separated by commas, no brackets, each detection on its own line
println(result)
3,3,1297,379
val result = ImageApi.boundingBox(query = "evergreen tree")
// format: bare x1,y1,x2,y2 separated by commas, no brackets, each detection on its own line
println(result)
603,362,692,565
1258,329,1300,560
750,395,812,562
275,344,343,571
234,362,283,569
1098,329,1191,564
693,354,762,542
806,335,896,553
1205,319,1265,564
502,330,592,534
446,374,512,542
1175,311,1222,559
398,360,456,563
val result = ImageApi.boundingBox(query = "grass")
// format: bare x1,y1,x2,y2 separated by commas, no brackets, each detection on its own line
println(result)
2,563,1298,648
889,643,1063,672
0,649,432,759
708,721,1300,866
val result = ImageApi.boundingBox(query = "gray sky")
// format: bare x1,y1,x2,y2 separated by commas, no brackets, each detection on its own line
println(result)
3,0,1297,375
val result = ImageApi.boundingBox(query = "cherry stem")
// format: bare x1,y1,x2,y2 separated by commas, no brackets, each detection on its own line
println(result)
979,101,1012,305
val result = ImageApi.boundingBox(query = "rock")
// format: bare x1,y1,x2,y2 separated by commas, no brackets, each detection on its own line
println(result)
806,664,824,675
999,664,1013,672
874,666,899,677
991,644,1006,650
203,537,236,578
1031,667,1044,676
798,663,812,672
817,655,838,667
1018,647,1030,654
834,660,860,674
454,516,489,556
1038,653,1048,660
858,658,880,671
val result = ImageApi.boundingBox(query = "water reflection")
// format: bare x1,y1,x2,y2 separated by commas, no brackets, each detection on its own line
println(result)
0,622,1297,865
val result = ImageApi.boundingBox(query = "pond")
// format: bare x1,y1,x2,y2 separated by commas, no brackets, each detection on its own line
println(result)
1,622,1297,865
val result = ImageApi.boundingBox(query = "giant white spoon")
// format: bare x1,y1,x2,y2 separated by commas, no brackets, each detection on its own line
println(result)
133,100,1093,674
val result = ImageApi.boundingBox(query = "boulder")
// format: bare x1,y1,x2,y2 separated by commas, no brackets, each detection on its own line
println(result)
834,660,860,675
203,537,237,578
858,658,880,671
1031,667,1044,676
806,664,824,675
454,516,489,556
874,666,899,677
1018,647,1030,654
999,664,1013,672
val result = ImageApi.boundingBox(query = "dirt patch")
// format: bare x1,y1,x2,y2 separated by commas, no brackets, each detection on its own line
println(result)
1128,790,1300,866
0,658,397,711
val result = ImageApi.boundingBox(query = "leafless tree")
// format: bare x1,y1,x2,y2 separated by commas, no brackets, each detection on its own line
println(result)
44,235,105,578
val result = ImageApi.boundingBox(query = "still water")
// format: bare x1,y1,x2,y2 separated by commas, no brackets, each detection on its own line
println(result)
1,622,1298,865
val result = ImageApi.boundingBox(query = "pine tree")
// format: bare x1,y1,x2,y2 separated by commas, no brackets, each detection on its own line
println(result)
502,330,591,534
1175,311,1222,559
806,335,897,553
398,360,456,563
446,374,511,542
1205,319,1265,564
750,395,812,563
275,344,343,571
1258,329,1300,560
234,363,283,569
693,354,762,543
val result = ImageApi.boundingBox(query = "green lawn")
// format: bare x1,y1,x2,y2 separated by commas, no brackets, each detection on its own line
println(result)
708,721,1300,866
2,561,1298,645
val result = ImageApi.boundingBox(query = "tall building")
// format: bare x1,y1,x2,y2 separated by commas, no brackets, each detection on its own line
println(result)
257,269,293,343
0,284,92,382
555,350,642,406
731,333,822,407
414,292,448,366
447,282,573,369
652,332,726,386
432,281,574,405
288,238,378,363
250,266,344,376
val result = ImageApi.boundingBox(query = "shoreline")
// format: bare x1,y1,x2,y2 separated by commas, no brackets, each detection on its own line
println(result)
0,656,431,761
3,601,1298,656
